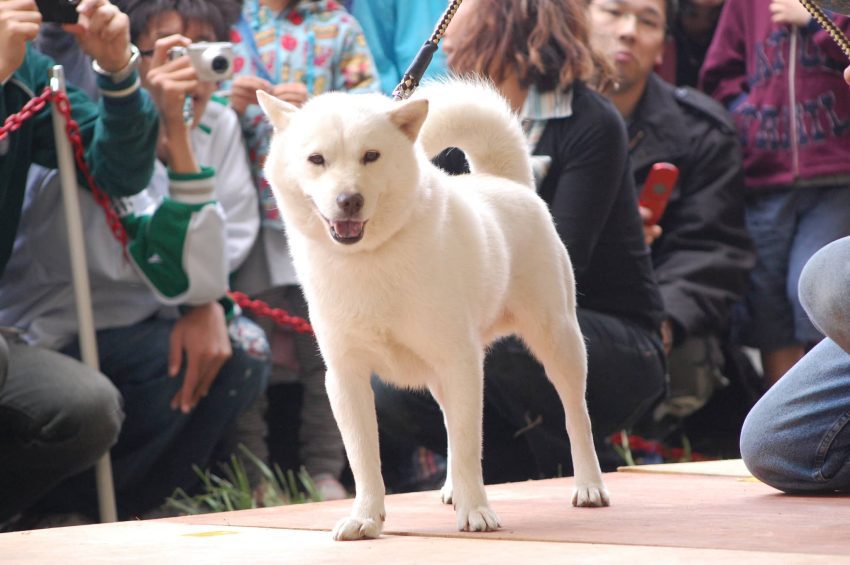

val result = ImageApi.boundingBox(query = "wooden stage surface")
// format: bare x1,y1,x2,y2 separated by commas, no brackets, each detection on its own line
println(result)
3,461,849,563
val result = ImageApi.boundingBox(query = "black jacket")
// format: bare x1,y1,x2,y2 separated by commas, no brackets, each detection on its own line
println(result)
535,82,665,334
628,74,755,341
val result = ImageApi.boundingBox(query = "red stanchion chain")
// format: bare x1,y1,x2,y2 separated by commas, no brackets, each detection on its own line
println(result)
0,87,52,139
2,87,313,334
228,291,313,334
53,89,130,250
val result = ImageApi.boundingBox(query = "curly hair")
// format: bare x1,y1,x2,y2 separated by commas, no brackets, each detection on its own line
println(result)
446,0,616,93
114,0,242,43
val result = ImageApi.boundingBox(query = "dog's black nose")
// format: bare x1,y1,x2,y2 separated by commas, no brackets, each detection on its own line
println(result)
336,192,364,216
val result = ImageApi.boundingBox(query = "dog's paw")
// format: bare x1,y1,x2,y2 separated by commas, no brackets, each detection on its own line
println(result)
440,482,453,505
332,515,384,541
571,484,611,507
456,505,501,532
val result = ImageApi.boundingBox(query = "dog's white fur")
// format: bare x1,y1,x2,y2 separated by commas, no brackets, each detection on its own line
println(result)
257,79,609,541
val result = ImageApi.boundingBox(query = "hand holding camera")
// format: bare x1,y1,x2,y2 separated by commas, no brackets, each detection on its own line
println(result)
150,37,234,123
165,42,233,128
168,42,234,83
0,0,133,82
145,35,235,172
145,35,198,131
64,0,133,74
0,0,42,83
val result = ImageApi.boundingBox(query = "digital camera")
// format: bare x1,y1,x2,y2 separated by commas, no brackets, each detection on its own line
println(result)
36,0,80,24
168,42,234,82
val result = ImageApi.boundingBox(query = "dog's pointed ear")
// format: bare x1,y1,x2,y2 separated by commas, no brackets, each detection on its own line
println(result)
257,90,297,130
388,98,429,141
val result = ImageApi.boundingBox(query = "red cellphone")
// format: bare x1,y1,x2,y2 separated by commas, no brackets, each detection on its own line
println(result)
639,162,679,226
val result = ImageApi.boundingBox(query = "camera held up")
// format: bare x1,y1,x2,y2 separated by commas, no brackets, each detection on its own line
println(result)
36,0,81,24
168,42,234,83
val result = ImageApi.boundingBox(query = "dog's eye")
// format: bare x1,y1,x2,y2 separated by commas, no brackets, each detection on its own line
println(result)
362,150,380,164
308,154,325,166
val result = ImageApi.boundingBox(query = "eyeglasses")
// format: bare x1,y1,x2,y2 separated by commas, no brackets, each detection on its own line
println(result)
590,1,666,33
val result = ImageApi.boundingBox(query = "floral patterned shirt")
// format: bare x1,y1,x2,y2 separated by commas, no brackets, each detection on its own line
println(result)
230,0,379,226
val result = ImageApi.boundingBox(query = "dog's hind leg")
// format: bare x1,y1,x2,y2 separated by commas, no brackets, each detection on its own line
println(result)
325,369,386,540
430,354,501,531
517,312,611,507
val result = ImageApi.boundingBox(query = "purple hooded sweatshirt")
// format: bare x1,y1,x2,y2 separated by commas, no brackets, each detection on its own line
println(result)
701,0,850,190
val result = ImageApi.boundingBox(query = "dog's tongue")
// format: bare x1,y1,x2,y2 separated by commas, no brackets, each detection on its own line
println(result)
333,220,364,238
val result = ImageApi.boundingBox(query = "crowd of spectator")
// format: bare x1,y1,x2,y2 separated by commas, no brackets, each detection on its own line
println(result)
2,0,850,530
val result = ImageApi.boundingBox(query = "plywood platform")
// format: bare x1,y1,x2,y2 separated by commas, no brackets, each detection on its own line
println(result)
617,458,752,477
3,461,849,563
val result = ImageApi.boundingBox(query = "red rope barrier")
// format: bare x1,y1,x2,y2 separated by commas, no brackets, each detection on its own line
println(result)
228,291,313,334
2,87,313,334
1,88,52,138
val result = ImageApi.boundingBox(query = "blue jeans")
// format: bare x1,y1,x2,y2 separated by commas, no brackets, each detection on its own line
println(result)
741,236,850,493
43,315,270,518
0,336,123,522
737,186,850,349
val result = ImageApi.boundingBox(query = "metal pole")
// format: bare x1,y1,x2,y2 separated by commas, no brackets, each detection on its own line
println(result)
49,65,118,524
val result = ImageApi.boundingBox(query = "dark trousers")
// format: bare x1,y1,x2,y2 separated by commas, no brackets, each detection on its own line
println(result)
0,337,123,523
35,316,269,519
0,333,8,390
374,308,667,485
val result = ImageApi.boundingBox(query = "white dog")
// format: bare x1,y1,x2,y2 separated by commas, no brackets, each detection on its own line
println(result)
257,79,610,541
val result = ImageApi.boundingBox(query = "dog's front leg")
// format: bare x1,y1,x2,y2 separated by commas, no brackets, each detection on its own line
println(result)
435,360,501,532
325,369,385,541
428,383,453,505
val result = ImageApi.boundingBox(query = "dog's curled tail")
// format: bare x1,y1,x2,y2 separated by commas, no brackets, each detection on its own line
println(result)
412,78,535,189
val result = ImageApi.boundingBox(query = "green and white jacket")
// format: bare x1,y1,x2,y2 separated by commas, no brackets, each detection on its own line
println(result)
0,46,158,279
0,97,259,349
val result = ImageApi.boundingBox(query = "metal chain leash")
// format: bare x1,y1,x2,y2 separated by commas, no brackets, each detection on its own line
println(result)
799,0,850,58
1,87,313,334
392,0,463,100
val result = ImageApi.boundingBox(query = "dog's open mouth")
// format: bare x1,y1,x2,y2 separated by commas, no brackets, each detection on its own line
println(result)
328,219,366,244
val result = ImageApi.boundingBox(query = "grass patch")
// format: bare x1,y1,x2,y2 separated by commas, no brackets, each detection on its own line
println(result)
165,444,323,515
